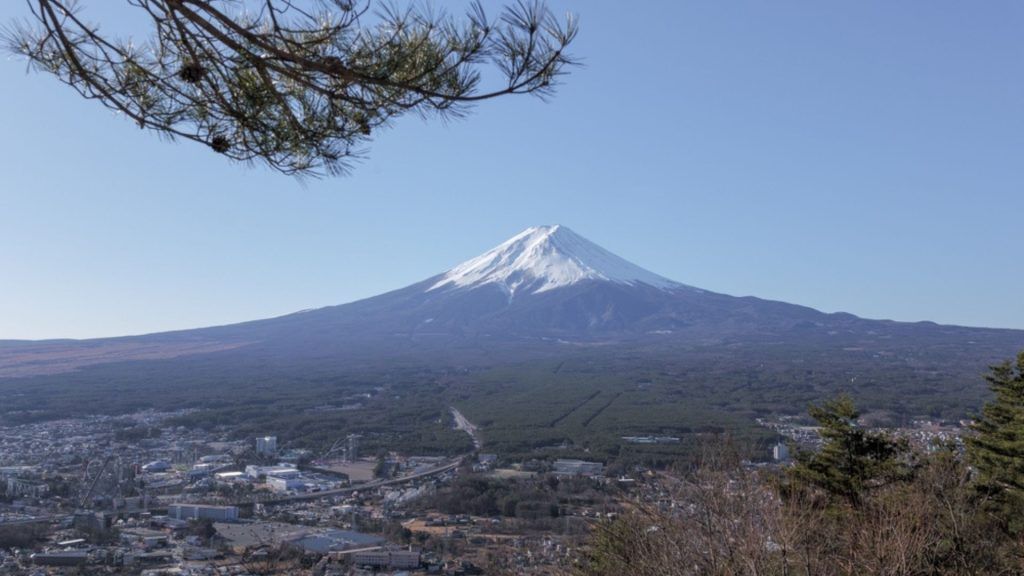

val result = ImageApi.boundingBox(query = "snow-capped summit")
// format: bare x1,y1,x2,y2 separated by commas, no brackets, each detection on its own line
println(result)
429,225,684,297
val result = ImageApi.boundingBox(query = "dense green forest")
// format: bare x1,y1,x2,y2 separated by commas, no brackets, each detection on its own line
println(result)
0,340,1003,465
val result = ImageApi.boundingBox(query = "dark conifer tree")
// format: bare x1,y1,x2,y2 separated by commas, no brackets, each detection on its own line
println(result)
967,352,1024,533
788,396,910,506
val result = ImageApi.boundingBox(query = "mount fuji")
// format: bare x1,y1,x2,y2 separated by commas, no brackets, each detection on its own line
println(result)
1,225,1022,380
429,225,685,296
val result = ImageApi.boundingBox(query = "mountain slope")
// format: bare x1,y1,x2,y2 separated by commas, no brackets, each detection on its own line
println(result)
1,225,1022,380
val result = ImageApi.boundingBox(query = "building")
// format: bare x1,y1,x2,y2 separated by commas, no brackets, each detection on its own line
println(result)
73,512,113,533
621,436,681,444
245,464,299,479
772,442,790,462
141,460,171,473
31,551,90,567
266,476,305,493
167,504,239,522
352,548,421,570
120,528,169,549
6,477,49,498
552,459,604,477
473,453,498,472
188,463,218,479
0,466,37,478
285,529,385,554
256,436,278,455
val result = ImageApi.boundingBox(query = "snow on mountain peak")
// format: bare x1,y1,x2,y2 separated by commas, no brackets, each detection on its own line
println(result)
428,225,684,297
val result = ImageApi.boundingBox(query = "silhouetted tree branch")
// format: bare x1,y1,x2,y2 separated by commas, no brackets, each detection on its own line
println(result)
4,0,578,176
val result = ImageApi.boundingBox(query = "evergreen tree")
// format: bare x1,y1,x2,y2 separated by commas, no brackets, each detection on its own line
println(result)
4,1,578,177
788,396,910,506
966,351,1024,532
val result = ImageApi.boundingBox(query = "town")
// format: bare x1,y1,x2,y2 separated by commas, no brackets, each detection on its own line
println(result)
0,404,971,575
0,407,636,575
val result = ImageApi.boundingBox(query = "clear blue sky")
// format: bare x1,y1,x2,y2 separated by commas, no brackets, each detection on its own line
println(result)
1,1,1022,340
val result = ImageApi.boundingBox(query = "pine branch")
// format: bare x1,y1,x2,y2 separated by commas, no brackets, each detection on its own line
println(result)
3,0,579,177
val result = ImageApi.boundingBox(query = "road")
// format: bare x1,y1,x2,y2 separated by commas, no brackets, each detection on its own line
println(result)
450,406,482,450
245,457,463,506
240,409,481,507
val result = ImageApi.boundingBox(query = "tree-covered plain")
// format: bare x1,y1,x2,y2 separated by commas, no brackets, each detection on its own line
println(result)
0,339,1010,467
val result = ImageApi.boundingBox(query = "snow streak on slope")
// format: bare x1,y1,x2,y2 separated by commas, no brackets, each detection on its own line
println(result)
429,225,685,297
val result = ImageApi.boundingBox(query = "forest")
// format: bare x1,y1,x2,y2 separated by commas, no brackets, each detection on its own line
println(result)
0,336,1003,467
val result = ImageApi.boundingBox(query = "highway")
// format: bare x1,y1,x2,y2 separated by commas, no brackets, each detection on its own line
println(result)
450,406,482,450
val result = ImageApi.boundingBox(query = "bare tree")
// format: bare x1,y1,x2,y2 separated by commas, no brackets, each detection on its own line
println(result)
4,0,578,176
580,434,1024,576
240,542,307,575
581,439,787,576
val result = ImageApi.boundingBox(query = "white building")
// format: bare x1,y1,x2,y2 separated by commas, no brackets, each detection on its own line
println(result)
256,436,278,455
245,465,299,480
266,476,305,493
188,463,216,478
772,442,790,462
167,504,239,522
